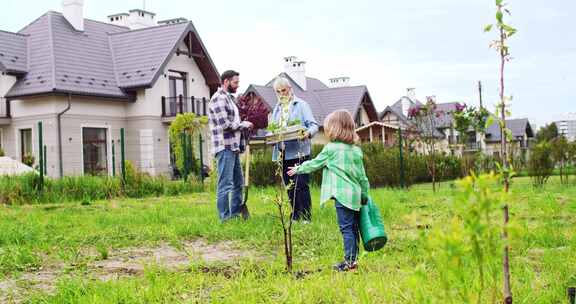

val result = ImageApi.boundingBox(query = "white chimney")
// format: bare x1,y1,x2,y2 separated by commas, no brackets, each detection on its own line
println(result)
108,13,129,27
108,9,156,29
406,88,416,100
127,9,156,29
62,0,85,31
284,56,307,90
328,76,351,88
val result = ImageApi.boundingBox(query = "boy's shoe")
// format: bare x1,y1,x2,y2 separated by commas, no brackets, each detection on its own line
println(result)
333,261,358,272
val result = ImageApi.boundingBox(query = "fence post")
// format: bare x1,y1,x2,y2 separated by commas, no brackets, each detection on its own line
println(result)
191,95,196,114
568,287,575,304
180,132,188,181
179,95,183,114
398,127,406,188
161,96,166,117
38,121,44,192
120,128,126,184
202,97,207,116
112,140,116,177
199,134,204,185
43,145,47,176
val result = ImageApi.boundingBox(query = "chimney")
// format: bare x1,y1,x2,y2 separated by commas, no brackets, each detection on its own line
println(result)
108,13,129,27
406,88,416,100
108,9,156,29
283,56,307,90
62,0,85,31
328,77,351,88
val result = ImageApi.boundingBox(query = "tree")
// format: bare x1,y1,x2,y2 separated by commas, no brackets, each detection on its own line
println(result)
452,103,490,175
529,142,554,187
484,0,518,302
409,96,443,192
535,123,559,143
168,113,208,180
551,136,571,184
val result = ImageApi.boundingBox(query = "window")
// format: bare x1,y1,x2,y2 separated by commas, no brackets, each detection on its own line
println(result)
82,127,108,176
168,71,188,114
20,128,32,160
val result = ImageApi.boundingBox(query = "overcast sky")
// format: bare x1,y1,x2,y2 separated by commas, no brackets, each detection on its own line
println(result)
2,0,574,127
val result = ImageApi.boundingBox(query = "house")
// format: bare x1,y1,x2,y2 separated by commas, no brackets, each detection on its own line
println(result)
484,118,535,158
0,1,220,178
554,113,576,142
243,56,395,145
380,88,535,157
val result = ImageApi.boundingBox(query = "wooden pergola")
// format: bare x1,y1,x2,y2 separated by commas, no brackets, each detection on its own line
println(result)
355,121,399,146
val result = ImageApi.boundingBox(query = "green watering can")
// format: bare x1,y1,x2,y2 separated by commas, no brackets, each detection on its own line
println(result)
360,197,388,251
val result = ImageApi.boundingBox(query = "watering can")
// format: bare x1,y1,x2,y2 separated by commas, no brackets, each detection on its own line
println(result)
360,197,388,251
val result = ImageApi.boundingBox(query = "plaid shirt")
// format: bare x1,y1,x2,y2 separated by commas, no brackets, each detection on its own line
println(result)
296,142,370,211
208,88,242,155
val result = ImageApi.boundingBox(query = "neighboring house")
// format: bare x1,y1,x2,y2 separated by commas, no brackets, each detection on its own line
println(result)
484,118,535,158
380,88,535,157
0,2,220,178
554,113,576,142
243,56,394,145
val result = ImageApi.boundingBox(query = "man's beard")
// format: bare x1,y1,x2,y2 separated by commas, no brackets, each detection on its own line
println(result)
226,86,237,94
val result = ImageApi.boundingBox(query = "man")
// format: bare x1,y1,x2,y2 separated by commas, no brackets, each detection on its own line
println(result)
208,70,253,221
270,76,319,222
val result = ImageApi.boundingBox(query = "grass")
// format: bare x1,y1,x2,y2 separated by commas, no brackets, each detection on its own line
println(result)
0,177,575,303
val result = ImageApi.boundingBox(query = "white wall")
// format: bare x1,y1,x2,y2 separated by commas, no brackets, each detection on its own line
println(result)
125,41,210,117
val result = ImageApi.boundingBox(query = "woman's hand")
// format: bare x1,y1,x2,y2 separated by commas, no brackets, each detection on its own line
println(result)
287,166,299,176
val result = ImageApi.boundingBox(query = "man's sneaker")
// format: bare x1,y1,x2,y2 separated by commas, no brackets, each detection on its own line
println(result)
333,261,358,272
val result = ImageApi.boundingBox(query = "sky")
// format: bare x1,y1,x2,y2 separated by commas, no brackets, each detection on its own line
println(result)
2,0,574,128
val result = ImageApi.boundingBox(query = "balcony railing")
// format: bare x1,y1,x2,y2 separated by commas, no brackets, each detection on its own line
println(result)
465,142,480,151
161,95,208,117
0,99,11,118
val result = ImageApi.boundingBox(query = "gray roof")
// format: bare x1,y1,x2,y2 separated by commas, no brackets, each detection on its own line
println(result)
0,30,28,74
380,96,422,124
246,73,378,126
3,11,219,100
109,22,189,89
485,118,534,142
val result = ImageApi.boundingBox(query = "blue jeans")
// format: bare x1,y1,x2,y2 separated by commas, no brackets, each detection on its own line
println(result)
216,149,243,221
335,200,360,262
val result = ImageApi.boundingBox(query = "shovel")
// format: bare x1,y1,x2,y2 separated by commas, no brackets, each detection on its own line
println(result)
239,133,251,220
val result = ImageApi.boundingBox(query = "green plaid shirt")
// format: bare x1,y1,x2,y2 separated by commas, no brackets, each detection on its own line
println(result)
296,142,370,211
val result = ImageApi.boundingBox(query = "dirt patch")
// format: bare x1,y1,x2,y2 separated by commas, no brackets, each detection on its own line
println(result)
0,239,255,302
92,239,251,279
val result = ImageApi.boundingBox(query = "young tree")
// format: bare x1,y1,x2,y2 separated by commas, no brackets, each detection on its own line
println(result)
452,103,490,175
551,136,571,184
409,96,443,192
168,113,208,180
484,1,518,302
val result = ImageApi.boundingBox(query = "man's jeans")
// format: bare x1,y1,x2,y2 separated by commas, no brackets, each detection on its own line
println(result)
216,149,243,221
335,200,360,262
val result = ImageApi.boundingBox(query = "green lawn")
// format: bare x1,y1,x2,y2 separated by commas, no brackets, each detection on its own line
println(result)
0,177,575,303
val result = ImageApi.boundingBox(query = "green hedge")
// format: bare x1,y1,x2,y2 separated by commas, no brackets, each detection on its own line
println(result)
0,161,204,205
248,143,464,188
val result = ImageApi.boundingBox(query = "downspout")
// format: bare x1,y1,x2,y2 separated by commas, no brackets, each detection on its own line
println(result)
57,94,72,178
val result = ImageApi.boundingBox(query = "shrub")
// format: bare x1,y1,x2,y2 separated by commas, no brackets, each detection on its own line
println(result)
22,153,35,167
248,143,464,188
528,142,554,187
0,163,204,205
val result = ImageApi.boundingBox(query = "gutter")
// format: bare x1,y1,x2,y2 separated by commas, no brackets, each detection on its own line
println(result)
57,94,72,178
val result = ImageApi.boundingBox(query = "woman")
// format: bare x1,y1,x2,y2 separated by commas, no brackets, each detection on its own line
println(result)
270,76,319,222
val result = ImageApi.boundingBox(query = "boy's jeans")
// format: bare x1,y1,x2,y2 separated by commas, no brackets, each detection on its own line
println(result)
216,149,243,221
335,200,360,262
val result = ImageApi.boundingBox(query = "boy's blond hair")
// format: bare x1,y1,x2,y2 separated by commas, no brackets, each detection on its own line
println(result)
323,110,359,145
